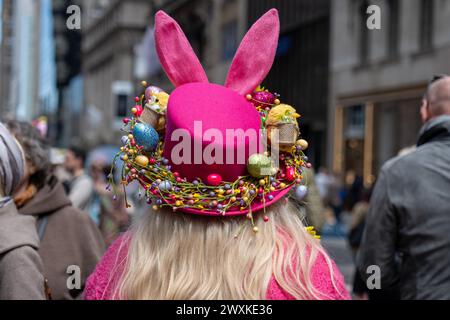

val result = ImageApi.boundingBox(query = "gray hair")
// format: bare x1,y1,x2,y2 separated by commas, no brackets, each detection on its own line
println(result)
5,120,51,189
0,122,24,196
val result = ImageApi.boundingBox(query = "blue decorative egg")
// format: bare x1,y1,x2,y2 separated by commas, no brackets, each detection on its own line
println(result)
294,185,308,201
133,123,159,152
159,180,172,191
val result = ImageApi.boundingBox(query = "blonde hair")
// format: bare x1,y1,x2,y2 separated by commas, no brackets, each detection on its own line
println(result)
111,201,342,300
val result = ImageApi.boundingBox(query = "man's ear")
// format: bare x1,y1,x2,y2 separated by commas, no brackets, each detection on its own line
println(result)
420,99,430,123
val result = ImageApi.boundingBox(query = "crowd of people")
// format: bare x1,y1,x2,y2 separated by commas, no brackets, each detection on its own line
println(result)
1,74,450,300
0,7,449,300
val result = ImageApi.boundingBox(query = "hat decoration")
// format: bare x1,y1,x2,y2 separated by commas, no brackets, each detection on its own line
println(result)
109,9,312,232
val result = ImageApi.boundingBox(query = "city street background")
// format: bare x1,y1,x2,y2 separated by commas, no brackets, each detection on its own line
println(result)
1,0,449,297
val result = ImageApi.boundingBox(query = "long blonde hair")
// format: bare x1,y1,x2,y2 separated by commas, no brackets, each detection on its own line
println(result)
111,201,342,300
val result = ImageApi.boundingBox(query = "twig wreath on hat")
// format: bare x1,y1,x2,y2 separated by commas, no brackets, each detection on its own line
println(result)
109,9,316,236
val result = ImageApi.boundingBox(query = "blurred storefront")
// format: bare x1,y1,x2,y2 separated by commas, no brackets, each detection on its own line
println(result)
333,86,425,187
330,0,450,186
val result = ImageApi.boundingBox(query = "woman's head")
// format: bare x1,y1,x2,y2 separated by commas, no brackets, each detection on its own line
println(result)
5,120,51,190
0,122,25,197
111,200,342,300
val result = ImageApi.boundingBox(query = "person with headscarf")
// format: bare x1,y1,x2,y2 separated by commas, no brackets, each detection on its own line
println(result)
6,120,105,300
0,122,46,300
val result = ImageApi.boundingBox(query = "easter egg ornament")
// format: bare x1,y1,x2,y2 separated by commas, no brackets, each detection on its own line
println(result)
286,167,296,182
133,123,159,152
247,154,273,178
293,185,308,201
121,135,129,145
296,139,309,150
207,174,222,186
145,86,163,100
134,155,150,167
159,180,173,192
252,90,275,106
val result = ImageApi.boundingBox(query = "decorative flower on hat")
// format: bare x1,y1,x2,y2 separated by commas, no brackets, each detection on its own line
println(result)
109,9,312,232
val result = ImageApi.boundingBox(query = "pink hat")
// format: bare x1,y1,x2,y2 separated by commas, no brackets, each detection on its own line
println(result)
112,9,310,221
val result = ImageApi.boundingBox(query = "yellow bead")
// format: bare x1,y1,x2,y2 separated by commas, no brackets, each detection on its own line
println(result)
279,183,286,188
131,107,138,114
259,179,266,186
253,226,259,233
141,81,148,87
270,187,275,192
218,189,225,195
243,197,249,202
274,99,281,105
230,197,237,202
128,134,134,139
152,205,159,211
175,201,183,207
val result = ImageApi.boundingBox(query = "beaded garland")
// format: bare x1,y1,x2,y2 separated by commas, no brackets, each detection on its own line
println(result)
109,82,313,228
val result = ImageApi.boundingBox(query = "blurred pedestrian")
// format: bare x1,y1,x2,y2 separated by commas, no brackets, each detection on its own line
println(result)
50,148,72,193
6,120,105,300
302,168,327,232
358,75,450,299
64,146,94,211
348,187,372,300
0,122,45,300
90,160,132,246
315,167,332,201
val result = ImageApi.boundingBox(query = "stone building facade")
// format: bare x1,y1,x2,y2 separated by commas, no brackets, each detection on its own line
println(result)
81,0,152,146
329,0,450,185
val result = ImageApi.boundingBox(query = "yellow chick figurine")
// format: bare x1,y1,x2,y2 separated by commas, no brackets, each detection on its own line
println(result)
266,104,300,127
147,91,169,114
140,91,170,131
154,92,169,111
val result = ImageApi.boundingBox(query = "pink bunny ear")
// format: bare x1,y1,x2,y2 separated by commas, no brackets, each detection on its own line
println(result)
225,9,280,95
155,11,208,87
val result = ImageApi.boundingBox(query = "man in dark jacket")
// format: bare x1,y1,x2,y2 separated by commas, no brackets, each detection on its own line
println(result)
358,76,450,300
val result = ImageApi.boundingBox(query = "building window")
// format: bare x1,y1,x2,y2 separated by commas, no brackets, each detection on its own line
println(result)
116,94,128,118
221,20,238,61
419,0,434,51
387,0,400,58
359,0,370,65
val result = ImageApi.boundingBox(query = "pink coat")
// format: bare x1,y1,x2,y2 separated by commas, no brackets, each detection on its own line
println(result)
84,234,350,300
